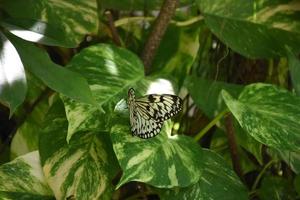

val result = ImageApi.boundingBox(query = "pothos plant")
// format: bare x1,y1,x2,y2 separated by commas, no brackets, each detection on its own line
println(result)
0,0,300,200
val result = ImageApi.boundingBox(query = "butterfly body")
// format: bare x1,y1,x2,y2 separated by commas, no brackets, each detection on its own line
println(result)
127,88,182,139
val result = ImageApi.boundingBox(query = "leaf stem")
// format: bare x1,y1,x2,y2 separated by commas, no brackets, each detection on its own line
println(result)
224,114,243,180
194,109,229,141
251,160,276,191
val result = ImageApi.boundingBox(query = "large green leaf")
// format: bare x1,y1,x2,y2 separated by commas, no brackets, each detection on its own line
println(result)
0,32,27,117
1,18,73,47
222,83,300,151
287,47,300,96
2,0,97,46
111,116,204,188
6,33,95,106
62,44,144,142
197,0,300,58
160,149,248,200
0,151,54,200
39,100,119,200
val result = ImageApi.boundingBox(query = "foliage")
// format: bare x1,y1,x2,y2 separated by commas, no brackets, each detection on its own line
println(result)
0,0,300,199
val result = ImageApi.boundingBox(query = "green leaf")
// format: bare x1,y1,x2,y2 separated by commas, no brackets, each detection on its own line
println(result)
152,23,201,86
222,83,300,151
6,33,96,106
0,32,27,117
2,0,97,46
160,149,248,200
0,151,54,200
186,76,243,118
286,46,300,96
39,100,119,200
1,18,74,47
62,44,144,142
197,0,300,58
111,118,204,188
258,176,296,200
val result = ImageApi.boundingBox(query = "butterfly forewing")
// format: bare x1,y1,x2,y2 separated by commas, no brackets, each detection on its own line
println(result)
136,94,182,122
128,88,182,139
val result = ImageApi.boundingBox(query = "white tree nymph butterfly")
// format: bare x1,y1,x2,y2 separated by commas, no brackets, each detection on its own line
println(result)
127,88,182,139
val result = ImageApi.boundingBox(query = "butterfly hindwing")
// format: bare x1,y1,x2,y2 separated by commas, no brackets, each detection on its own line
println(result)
129,103,163,138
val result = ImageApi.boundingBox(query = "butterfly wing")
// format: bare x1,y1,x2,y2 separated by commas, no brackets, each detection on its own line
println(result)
135,94,182,122
129,101,163,139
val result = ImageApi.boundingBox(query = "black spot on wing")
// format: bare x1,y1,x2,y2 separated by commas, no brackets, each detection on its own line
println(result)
148,95,155,103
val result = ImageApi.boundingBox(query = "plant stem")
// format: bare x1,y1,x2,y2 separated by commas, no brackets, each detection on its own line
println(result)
194,109,229,142
251,160,276,191
141,0,179,74
105,10,122,47
225,114,243,180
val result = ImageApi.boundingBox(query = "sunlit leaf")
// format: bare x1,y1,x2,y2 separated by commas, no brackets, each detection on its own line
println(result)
1,18,74,47
0,151,54,199
39,100,119,200
222,83,300,151
6,33,96,106
0,32,27,117
2,0,97,46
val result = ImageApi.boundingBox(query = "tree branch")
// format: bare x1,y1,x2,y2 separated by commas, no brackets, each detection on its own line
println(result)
141,0,178,74
224,114,244,180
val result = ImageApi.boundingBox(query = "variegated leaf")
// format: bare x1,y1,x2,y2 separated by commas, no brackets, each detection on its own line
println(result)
197,0,300,58
0,151,54,199
111,118,204,188
62,44,144,142
160,149,248,200
222,83,300,151
39,100,119,200
2,0,97,46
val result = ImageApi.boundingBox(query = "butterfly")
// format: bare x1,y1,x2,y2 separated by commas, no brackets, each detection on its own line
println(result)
127,88,182,139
